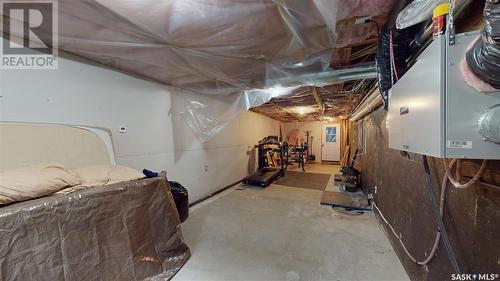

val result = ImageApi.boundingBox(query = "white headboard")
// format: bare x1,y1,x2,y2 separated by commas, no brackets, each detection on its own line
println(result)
0,122,116,172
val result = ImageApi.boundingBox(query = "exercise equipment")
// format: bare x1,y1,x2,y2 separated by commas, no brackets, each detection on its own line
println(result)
288,144,308,172
243,136,286,187
304,130,315,162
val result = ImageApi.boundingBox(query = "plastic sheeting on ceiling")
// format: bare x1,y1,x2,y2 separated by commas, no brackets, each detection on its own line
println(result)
1,0,393,140
13,0,336,94
3,0,396,93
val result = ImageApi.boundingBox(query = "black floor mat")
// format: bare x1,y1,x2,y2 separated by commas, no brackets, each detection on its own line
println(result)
320,191,369,210
274,171,331,191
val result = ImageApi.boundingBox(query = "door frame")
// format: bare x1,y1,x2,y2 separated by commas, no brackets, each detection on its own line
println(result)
321,122,341,162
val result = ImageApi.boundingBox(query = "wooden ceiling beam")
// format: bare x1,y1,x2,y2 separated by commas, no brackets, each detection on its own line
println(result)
310,86,325,118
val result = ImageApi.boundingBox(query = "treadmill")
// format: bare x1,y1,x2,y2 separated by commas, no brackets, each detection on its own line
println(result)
243,136,286,187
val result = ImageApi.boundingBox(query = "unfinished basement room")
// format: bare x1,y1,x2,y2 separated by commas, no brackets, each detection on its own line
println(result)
0,0,499,280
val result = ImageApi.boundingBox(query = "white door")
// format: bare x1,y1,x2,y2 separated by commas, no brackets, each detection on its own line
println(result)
321,124,340,161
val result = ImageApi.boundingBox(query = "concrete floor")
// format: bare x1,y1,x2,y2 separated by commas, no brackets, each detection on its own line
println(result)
173,164,409,281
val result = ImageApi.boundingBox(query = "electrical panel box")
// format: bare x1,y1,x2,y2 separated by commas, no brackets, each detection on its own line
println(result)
388,32,500,159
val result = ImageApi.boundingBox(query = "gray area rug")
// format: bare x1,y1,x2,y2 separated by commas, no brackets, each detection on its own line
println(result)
274,171,331,190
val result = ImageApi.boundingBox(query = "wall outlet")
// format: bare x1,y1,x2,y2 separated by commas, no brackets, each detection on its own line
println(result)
119,126,127,133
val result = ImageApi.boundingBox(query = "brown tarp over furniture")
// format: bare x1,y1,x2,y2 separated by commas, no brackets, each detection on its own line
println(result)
0,177,190,281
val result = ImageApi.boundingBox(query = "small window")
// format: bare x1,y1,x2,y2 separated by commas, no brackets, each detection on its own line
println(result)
326,127,337,143
357,119,367,154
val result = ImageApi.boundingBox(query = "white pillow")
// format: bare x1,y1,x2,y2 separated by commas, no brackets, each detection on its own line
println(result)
0,163,82,205
73,165,144,187
107,165,144,185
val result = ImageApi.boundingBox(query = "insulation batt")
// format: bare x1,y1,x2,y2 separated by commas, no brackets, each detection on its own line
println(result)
335,0,394,47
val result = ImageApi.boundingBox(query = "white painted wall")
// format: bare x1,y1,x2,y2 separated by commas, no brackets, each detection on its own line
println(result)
0,52,280,203
283,121,340,162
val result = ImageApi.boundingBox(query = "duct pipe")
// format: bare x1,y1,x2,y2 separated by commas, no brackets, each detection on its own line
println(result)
411,0,473,50
350,87,383,121
465,0,500,89
266,63,377,88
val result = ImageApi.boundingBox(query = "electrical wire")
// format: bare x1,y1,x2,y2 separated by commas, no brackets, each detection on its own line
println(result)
337,80,366,94
443,159,488,189
373,157,462,273
374,157,489,271
422,156,461,274
372,161,449,266
367,19,380,37
389,30,400,81
373,202,439,265
350,44,377,61
319,79,372,97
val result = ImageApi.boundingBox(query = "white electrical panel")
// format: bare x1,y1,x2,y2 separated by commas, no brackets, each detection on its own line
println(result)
388,32,500,160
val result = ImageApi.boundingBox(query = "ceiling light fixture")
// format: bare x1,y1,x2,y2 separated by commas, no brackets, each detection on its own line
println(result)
288,106,317,116
322,116,335,122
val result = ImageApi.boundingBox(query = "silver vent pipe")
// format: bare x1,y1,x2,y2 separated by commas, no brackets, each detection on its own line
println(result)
411,0,473,49
266,63,377,88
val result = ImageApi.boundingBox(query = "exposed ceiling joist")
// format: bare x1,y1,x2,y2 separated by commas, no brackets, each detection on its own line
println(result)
249,0,395,123
310,87,325,117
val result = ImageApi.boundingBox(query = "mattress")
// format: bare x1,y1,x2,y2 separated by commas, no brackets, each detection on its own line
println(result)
0,176,190,281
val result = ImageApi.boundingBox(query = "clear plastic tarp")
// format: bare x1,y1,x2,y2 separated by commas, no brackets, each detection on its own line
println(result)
31,0,336,93
1,0,393,139
173,86,300,141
